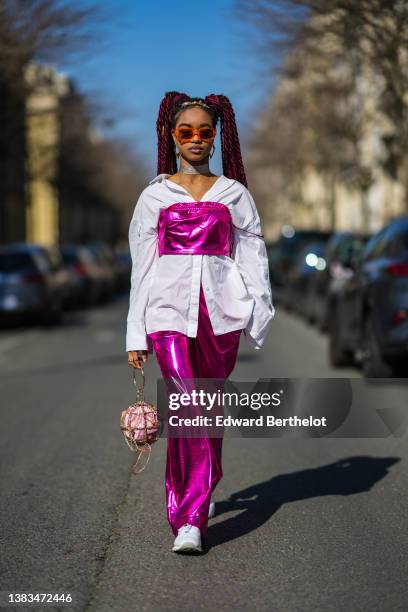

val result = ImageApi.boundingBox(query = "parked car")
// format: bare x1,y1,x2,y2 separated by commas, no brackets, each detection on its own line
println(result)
307,232,371,330
92,241,124,292
114,249,132,292
270,230,332,308
286,240,330,314
86,242,117,301
0,243,70,324
328,217,408,376
60,244,105,307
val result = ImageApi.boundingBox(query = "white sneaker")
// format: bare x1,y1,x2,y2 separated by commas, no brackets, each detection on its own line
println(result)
172,524,202,553
208,501,215,519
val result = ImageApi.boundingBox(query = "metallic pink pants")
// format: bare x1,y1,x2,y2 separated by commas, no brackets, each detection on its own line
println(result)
148,284,242,538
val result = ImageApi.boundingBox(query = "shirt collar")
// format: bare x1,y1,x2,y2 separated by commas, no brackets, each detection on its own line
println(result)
148,173,169,185
148,173,235,199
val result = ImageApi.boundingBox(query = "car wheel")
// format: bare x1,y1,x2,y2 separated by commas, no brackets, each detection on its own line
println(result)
385,358,407,377
43,298,63,326
306,305,316,324
318,316,328,333
361,315,393,377
318,304,329,332
328,305,353,366
305,289,316,323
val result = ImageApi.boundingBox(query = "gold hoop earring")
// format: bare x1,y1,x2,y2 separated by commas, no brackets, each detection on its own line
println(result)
210,144,216,159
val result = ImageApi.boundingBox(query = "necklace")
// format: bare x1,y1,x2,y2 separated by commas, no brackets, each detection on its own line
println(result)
179,159,210,174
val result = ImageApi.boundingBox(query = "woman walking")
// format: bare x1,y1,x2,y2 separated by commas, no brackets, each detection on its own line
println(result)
126,91,275,553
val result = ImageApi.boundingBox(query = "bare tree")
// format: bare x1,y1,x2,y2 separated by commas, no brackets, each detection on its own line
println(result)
58,82,148,243
0,0,106,76
236,0,408,207
0,0,107,243
246,29,363,230
0,0,142,244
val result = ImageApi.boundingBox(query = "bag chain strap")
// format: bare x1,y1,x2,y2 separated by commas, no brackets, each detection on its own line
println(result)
133,366,145,403
131,365,153,474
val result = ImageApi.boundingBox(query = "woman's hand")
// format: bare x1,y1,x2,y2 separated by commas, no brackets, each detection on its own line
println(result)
127,350,148,369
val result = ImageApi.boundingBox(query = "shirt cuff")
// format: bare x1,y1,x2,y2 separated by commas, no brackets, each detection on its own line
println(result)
126,320,152,353
243,306,276,350
243,330,262,350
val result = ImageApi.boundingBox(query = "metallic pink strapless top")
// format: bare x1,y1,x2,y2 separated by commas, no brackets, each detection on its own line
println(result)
157,201,232,257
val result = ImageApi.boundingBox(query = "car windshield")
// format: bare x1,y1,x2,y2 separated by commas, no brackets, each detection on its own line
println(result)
61,252,79,265
0,252,36,272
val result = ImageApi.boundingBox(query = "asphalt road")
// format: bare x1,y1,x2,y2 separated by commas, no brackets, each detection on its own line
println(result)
0,295,407,612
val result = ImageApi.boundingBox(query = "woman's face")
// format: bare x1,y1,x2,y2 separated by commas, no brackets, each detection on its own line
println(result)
172,106,215,165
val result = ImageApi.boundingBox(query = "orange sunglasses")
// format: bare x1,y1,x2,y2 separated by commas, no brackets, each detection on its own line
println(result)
173,126,216,144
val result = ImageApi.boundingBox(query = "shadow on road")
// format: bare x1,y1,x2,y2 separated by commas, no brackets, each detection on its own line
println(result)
205,455,399,551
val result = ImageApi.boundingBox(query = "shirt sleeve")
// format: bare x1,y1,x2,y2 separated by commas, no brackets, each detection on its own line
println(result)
230,185,276,350
126,189,159,352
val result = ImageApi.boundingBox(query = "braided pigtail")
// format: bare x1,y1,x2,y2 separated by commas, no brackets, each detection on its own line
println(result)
156,91,189,175
205,94,248,187
156,91,247,186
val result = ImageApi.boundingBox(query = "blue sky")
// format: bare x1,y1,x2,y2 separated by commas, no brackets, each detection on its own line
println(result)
60,0,280,178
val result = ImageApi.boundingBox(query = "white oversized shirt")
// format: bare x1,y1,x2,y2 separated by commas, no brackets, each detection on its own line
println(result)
126,173,275,352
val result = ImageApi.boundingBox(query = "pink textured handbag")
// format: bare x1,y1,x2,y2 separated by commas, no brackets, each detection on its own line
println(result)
120,367,161,474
